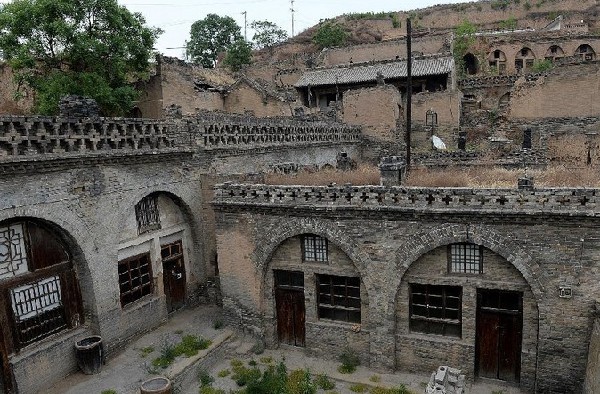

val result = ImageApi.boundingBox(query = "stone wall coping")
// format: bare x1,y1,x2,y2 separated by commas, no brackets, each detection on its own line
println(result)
213,183,600,215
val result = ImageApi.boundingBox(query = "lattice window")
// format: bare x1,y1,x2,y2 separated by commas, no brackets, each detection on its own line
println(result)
410,284,461,337
118,253,153,307
135,195,161,234
449,243,482,274
10,276,66,346
0,223,30,278
302,234,328,262
317,274,360,323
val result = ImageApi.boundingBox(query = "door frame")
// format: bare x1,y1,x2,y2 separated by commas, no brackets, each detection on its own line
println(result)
161,240,187,313
274,270,305,347
475,288,523,383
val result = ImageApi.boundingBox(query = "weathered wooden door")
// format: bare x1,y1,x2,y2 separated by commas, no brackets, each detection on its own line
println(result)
274,270,305,347
161,240,186,313
476,289,522,382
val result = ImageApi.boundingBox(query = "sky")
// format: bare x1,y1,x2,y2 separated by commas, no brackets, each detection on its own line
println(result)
118,0,476,58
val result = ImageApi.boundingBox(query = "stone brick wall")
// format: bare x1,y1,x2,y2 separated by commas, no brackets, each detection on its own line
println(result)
214,183,600,393
223,83,290,117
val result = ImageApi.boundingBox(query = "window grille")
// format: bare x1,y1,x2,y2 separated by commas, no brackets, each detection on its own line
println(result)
302,235,328,262
0,223,30,278
10,275,67,346
317,274,360,323
449,243,482,274
410,284,461,337
135,195,161,234
118,253,153,307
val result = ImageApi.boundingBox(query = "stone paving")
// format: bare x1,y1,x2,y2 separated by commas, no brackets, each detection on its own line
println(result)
47,305,526,394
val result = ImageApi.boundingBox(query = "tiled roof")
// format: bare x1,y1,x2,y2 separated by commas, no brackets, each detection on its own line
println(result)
295,56,454,87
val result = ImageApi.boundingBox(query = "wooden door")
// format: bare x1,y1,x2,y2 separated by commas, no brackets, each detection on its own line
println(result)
161,241,186,313
476,289,522,382
274,270,305,347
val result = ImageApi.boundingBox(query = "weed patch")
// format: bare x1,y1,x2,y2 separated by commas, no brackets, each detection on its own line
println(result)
338,348,360,374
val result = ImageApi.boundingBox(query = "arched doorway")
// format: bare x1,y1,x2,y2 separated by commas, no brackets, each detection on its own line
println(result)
463,53,479,75
545,45,564,62
0,218,84,391
515,47,536,73
395,241,538,387
575,44,596,61
488,49,507,74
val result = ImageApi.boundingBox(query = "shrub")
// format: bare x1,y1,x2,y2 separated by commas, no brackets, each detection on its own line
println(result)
140,346,154,358
315,374,335,390
213,320,224,329
338,348,360,374
370,374,381,383
198,369,214,387
370,386,410,394
349,383,368,392
232,365,261,387
101,390,117,394
286,369,316,394
245,362,288,393
532,59,553,72
260,356,273,364
199,387,226,394
217,369,230,377
313,21,348,49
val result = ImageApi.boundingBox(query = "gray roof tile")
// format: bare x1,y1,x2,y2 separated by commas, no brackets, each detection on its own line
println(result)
295,56,454,87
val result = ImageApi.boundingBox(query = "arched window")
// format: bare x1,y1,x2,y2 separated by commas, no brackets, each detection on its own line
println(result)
545,45,564,62
488,49,507,74
463,53,479,75
0,220,83,351
575,44,596,61
515,47,536,73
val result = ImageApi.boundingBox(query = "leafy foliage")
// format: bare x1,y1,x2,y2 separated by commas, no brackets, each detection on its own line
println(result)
251,20,288,49
223,39,252,71
312,21,348,49
453,20,477,76
0,0,160,115
499,16,518,30
151,335,212,368
337,347,360,374
187,14,242,68
532,59,553,72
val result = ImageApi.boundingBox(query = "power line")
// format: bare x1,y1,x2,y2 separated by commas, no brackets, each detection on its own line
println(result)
290,0,295,36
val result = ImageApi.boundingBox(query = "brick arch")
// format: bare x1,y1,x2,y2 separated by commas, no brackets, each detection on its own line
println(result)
253,217,375,291
115,186,198,241
0,208,99,322
391,223,544,306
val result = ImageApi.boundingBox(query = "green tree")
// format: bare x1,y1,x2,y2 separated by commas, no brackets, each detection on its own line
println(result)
223,39,252,71
453,20,477,76
312,20,348,49
251,20,288,49
187,14,242,68
0,0,161,115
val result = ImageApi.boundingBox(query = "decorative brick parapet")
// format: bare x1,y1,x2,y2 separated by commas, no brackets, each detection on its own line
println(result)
214,183,600,214
0,116,177,158
187,113,362,149
459,73,545,89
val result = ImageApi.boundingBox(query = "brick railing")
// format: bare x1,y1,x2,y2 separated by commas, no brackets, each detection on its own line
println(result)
214,183,600,214
0,116,177,158
189,114,362,148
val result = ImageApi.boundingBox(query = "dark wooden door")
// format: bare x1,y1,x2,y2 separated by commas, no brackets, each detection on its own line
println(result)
476,289,522,383
161,241,186,313
274,270,305,347
275,289,305,347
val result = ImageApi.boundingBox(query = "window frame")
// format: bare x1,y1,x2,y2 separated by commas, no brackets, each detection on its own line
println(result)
448,243,483,274
409,283,462,338
316,274,361,324
135,195,161,234
118,252,154,307
301,234,328,262
0,220,83,352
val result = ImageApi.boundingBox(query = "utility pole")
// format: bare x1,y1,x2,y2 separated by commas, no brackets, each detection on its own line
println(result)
290,0,295,36
242,11,247,41
406,18,412,169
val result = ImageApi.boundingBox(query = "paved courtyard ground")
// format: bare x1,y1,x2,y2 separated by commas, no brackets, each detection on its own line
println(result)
47,304,526,394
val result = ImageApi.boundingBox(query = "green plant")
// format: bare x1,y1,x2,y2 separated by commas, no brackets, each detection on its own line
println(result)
491,0,511,10
174,335,212,357
499,16,518,30
349,383,368,393
315,374,335,390
523,1,532,10
259,356,273,364
223,39,252,72
140,346,154,358
245,362,288,393
249,359,258,366
231,359,244,368
312,20,348,49
199,369,214,387
337,347,360,374
218,369,231,377
286,369,317,394
532,59,553,72
152,342,177,369
213,320,224,329
101,390,117,394
369,374,381,383
370,386,410,394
